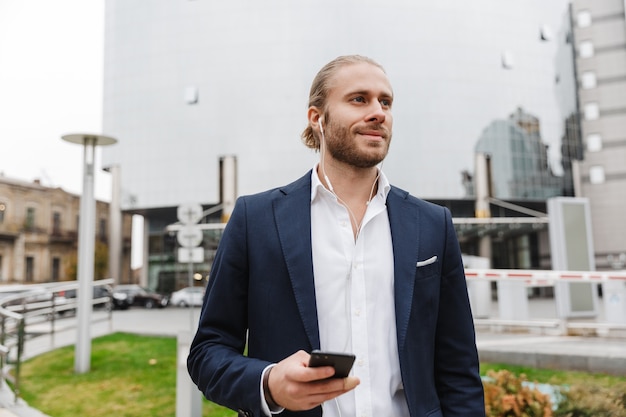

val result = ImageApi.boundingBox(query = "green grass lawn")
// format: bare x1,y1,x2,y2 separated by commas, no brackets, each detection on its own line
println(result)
14,332,235,417
12,332,626,416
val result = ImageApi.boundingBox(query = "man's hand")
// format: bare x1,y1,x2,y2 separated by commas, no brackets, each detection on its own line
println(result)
266,350,360,411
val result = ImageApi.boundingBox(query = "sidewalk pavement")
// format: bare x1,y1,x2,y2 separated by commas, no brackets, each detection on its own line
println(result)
1,305,625,416
477,331,626,375
0,380,49,417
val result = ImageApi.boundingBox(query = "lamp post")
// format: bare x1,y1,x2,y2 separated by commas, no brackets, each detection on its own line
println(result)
62,133,117,374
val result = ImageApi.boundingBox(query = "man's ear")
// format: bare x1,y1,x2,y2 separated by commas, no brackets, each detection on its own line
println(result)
307,107,323,131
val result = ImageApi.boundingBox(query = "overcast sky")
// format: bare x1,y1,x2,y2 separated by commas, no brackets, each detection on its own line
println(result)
0,0,146,267
0,0,110,201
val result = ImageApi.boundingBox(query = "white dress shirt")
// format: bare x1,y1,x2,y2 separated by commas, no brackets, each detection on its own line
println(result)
310,166,409,417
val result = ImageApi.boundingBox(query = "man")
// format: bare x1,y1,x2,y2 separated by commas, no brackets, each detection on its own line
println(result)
188,55,485,417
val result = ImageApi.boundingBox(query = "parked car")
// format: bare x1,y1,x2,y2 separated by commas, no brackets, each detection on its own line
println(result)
64,285,131,311
169,286,204,307
113,285,168,309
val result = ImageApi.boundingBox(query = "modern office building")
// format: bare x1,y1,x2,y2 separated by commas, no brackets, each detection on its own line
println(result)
570,0,626,270
101,1,592,289
475,107,566,200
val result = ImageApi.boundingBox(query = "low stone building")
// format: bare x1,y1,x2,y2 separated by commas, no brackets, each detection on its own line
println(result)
0,175,132,284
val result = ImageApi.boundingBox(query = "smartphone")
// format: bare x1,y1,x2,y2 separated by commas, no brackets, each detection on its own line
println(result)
308,350,356,378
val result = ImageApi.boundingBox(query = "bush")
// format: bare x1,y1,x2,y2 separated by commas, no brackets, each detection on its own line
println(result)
555,382,626,417
483,369,554,416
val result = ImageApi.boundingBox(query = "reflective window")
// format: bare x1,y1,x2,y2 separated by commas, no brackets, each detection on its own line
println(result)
99,218,107,241
475,108,563,199
581,71,596,89
0,202,5,223
52,257,60,282
52,212,61,234
25,256,34,283
576,10,592,28
589,166,605,184
586,134,602,152
25,207,36,230
579,40,594,58
584,102,599,120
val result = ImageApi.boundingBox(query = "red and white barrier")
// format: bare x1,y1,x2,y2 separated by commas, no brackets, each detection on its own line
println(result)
465,268,626,285
464,268,626,327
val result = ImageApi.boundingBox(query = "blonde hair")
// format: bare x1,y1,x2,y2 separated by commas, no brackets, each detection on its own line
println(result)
301,55,385,151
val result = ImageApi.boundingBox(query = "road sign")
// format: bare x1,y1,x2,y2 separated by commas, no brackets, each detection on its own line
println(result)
177,203,203,225
177,225,203,248
178,247,204,263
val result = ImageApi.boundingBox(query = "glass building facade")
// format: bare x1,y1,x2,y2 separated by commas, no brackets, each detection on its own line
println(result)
474,107,567,200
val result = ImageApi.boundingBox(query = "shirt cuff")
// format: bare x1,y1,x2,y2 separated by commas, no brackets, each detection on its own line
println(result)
260,364,285,416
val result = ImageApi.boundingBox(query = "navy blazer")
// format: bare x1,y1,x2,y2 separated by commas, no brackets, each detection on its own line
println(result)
188,171,485,417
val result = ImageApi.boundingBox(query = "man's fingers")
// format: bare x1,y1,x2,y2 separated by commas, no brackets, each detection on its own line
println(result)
343,376,360,391
310,376,360,396
267,350,360,411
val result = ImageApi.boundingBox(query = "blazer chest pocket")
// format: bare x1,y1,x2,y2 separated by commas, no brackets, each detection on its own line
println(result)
415,255,439,280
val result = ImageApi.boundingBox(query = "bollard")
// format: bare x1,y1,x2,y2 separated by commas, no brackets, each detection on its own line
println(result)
176,331,202,417
497,280,529,320
603,280,626,325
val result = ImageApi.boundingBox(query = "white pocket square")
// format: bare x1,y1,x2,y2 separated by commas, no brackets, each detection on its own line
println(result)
416,256,438,267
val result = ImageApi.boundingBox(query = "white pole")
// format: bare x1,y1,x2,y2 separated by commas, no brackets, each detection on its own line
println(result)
220,155,237,222
108,164,123,284
75,138,96,374
62,133,117,374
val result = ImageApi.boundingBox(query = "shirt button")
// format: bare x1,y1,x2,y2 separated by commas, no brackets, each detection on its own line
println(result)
354,308,361,316
340,221,348,227
357,359,365,367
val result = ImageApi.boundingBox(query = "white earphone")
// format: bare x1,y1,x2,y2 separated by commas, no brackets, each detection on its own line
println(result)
318,117,335,191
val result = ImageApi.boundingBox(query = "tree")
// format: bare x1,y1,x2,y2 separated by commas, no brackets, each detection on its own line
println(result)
64,241,109,281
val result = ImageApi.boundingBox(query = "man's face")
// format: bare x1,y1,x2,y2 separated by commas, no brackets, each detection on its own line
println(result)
322,63,393,169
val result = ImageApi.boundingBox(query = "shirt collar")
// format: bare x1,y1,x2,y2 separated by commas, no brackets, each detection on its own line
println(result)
310,163,391,203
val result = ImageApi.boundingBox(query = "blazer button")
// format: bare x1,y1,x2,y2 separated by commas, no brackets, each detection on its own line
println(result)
237,410,252,417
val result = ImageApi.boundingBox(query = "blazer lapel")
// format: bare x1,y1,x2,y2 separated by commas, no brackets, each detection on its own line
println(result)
387,187,420,351
273,172,320,350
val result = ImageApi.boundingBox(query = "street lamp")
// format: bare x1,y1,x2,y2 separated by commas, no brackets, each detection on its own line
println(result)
62,133,117,374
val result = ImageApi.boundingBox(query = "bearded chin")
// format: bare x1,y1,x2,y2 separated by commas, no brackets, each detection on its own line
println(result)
332,147,388,168
326,124,391,168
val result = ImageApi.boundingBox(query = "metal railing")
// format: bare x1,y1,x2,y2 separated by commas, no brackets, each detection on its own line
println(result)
0,279,114,402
